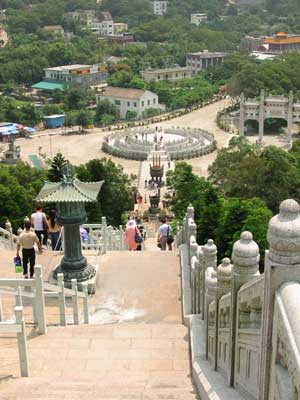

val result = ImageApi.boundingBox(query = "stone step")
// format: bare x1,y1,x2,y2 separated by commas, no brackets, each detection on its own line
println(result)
1,379,199,399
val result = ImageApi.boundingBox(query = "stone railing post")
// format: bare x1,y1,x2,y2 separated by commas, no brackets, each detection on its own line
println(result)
203,240,217,360
15,306,29,377
229,232,259,386
259,199,300,400
34,266,47,334
202,239,217,321
197,247,204,315
101,216,107,254
185,204,194,244
57,273,66,326
119,225,124,250
71,279,79,325
190,240,199,314
214,258,233,370
188,220,197,265
5,220,13,250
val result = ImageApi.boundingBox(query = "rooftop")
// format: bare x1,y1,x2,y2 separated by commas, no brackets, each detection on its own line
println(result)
42,25,64,31
31,80,66,91
141,66,192,74
187,51,227,57
36,178,104,203
264,32,300,45
45,64,92,72
100,87,149,100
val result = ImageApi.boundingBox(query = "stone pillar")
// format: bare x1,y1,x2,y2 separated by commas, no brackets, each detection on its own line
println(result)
214,258,233,370
202,239,217,321
229,231,260,386
259,199,300,400
203,239,217,359
287,90,293,147
185,204,194,245
55,202,95,283
239,92,245,137
188,219,197,266
258,90,265,146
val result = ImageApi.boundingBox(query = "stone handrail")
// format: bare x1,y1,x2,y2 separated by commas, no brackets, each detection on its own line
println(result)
82,217,127,252
178,199,300,400
270,283,300,399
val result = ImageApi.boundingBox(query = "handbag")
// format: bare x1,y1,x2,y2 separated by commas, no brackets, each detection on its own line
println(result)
135,228,144,244
14,256,23,273
166,226,174,244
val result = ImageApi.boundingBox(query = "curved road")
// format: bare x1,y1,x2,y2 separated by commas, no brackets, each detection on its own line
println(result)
15,99,232,177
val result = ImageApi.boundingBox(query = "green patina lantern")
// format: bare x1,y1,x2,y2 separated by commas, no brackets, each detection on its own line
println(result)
36,174,104,283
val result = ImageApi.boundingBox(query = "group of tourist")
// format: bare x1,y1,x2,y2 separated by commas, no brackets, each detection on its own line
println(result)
124,216,173,252
16,206,62,278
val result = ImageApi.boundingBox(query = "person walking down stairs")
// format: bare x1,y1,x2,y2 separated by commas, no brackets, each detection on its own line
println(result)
16,220,42,278
157,217,174,251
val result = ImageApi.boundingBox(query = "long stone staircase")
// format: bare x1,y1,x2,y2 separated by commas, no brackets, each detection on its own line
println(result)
0,251,199,399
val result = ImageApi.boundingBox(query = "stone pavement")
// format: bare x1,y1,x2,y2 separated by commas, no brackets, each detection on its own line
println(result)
0,251,199,399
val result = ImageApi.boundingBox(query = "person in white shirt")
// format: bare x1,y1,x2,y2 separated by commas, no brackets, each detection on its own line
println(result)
157,218,173,251
31,206,49,248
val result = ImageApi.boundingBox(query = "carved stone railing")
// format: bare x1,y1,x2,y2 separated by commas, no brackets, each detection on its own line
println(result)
270,282,300,400
235,275,263,399
82,217,126,253
218,292,231,378
178,199,300,400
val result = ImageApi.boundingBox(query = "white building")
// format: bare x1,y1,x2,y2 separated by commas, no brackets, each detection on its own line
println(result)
89,20,114,36
44,64,108,85
141,66,192,82
190,13,208,25
97,87,165,119
186,50,227,74
152,1,168,15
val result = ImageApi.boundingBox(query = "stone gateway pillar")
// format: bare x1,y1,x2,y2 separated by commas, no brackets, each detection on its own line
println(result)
239,93,245,137
258,89,265,145
287,90,293,147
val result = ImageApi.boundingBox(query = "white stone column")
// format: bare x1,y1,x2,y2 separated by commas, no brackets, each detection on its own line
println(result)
287,90,293,147
229,232,260,386
202,239,217,322
214,258,233,370
239,93,245,137
203,239,217,359
259,199,300,400
258,90,265,145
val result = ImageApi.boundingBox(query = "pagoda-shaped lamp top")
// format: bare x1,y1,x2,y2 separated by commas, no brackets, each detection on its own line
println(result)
36,177,104,204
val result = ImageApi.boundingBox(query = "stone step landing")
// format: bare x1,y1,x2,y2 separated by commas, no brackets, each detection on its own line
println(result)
0,323,199,399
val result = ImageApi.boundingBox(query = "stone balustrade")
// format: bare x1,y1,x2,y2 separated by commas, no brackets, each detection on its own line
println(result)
178,199,300,400
102,127,216,161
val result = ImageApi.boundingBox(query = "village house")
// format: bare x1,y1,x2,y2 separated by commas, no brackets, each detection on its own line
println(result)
32,64,108,91
152,1,168,15
190,13,208,25
186,50,227,74
42,25,65,35
97,87,165,119
140,66,192,82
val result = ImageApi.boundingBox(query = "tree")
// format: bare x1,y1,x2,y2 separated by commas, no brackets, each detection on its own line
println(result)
94,100,119,125
126,110,137,120
76,110,93,131
48,152,68,182
0,162,47,231
75,158,134,226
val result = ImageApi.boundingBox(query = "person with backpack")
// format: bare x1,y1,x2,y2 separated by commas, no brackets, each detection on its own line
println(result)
157,217,173,251
31,205,49,249
125,219,142,251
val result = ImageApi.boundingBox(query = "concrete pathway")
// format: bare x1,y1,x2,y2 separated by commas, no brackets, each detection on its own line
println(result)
0,251,199,399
